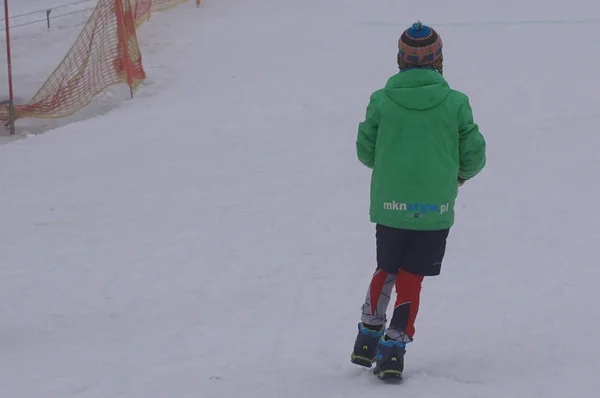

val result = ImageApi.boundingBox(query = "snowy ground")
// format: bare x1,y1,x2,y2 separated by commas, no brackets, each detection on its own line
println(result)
1,0,600,397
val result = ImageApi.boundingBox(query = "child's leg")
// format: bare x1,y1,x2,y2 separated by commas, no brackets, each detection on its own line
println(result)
385,228,450,341
360,224,409,328
351,225,409,368
360,268,396,328
386,270,424,342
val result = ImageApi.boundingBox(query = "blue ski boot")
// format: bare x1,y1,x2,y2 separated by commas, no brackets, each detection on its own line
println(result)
372,335,406,381
350,323,385,368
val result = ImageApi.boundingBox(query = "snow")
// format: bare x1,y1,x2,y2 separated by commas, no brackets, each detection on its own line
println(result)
1,0,600,397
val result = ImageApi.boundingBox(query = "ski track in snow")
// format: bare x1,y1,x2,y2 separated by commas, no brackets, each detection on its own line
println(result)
1,0,600,397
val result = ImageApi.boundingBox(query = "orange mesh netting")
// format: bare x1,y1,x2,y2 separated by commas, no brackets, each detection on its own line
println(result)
0,0,190,123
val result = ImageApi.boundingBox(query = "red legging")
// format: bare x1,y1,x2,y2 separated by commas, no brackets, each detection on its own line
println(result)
365,268,424,338
392,269,424,338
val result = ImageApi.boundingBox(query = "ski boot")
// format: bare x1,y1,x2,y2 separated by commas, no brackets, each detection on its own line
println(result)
350,322,385,368
372,335,406,381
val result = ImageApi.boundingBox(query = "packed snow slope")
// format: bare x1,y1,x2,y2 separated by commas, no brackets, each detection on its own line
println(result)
2,0,600,397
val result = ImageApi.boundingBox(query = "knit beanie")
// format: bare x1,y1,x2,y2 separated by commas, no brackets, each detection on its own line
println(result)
398,21,443,72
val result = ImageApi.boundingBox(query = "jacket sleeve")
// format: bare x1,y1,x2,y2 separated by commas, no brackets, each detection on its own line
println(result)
356,93,380,168
458,99,486,180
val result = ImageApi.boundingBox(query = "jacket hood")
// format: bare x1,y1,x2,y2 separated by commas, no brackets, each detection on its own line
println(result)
384,69,450,110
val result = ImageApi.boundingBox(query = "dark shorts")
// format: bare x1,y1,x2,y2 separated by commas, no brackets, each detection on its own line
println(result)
375,224,450,277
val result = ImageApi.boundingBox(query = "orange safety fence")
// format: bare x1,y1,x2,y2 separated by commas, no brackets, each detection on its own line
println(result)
0,0,192,123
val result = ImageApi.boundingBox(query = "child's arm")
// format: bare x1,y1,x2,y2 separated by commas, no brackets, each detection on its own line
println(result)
356,94,380,168
458,99,486,181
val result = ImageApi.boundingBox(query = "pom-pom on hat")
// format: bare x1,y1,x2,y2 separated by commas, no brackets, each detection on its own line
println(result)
398,21,443,66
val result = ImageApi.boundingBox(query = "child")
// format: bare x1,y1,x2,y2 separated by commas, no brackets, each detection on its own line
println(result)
350,21,486,380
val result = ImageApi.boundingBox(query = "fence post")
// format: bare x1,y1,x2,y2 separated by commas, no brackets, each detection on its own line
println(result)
115,0,135,98
3,0,15,135
47,9,52,31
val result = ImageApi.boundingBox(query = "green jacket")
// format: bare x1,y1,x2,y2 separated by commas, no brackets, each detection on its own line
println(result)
356,69,486,230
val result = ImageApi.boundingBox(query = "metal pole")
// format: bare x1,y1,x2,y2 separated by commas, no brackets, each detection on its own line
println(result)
3,0,15,135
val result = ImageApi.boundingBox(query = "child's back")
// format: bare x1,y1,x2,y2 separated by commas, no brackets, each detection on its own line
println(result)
357,67,485,231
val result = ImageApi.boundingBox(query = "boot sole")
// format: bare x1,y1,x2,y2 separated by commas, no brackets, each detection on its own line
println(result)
374,368,404,382
350,354,374,368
